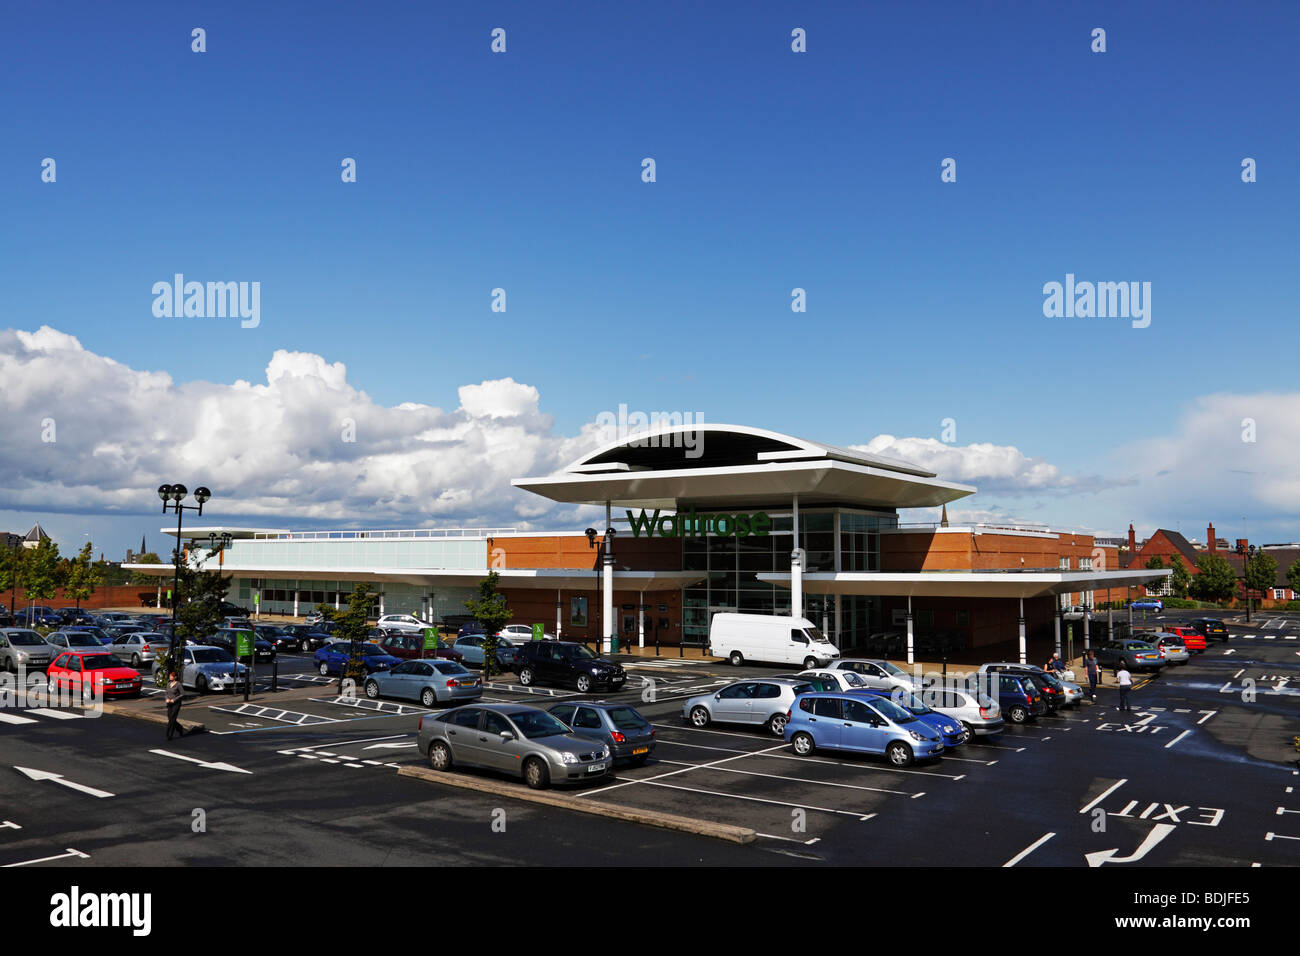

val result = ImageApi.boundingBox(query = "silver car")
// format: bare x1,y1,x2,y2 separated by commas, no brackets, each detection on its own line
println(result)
153,644,249,694
364,659,482,707
921,685,1005,736
797,668,875,692
830,658,926,692
1149,633,1190,665
0,628,54,672
46,630,105,652
110,632,167,668
682,677,815,736
418,703,611,789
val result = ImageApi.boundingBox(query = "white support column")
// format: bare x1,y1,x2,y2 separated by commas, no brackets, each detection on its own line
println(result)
906,594,915,666
790,495,803,620
1083,603,1091,652
379,592,385,616
1018,597,1027,665
156,583,162,608
602,501,614,654
334,590,340,610
1053,610,1061,659
293,589,299,617
556,589,562,639
638,593,645,649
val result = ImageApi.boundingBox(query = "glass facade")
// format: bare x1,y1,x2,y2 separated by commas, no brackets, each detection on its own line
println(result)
680,508,895,647
234,577,478,620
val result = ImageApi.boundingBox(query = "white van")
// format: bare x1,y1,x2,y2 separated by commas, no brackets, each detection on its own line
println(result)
708,613,841,668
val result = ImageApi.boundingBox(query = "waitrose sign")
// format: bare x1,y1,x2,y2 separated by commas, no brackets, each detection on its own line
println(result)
626,506,771,538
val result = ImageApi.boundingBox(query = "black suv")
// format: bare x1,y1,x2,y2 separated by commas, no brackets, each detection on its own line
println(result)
207,628,277,663
514,641,627,693
1188,618,1229,643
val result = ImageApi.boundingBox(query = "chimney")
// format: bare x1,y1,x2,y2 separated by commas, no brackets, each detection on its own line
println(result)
1207,523,1216,553
1127,523,1136,552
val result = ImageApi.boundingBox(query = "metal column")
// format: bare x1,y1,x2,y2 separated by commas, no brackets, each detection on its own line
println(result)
1018,597,1027,665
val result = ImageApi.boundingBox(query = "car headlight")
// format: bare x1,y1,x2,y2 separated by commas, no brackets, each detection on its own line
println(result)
561,752,579,765
909,731,925,741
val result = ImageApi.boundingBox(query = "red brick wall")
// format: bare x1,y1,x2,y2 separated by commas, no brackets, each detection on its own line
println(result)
0,584,165,610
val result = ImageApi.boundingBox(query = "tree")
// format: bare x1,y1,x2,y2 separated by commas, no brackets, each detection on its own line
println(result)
18,538,62,620
0,546,24,615
464,571,513,681
129,552,163,586
1287,559,1300,598
153,546,232,686
65,542,103,609
313,583,378,692
1244,551,1278,602
1191,553,1237,602
1168,553,1191,599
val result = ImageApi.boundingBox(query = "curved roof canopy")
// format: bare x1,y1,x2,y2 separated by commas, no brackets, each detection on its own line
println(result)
515,424,976,511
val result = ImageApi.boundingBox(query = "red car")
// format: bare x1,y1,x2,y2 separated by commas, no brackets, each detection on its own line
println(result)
1165,625,1206,653
375,632,464,663
47,650,143,701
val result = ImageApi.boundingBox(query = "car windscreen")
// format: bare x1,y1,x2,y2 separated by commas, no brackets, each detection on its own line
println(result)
879,661,907,677
894,691,932,713
564,644,597,660
804,627,831,644
81,654,126,670
431,661,471,675
509,710,572,739
67,634,101,646
77,628,110,641
607,706,648,730
192,649,234,664
839,670,868,687
9,630,46,645
867,697,916,724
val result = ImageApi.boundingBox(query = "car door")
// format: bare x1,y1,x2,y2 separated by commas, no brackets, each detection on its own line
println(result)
750,682,783,725
804,696,843,749
444,707,485,765
712,682,754,723
570,705,609,748
549,703,577,727
840,698,890,754
382,660,415,699
479,710,523,771
788,628,811,664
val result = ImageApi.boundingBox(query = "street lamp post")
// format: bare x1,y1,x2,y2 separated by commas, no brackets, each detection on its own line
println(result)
1236,542,1257,623
158,484,211,671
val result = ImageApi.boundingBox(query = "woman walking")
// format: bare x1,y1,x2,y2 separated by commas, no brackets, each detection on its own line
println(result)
165,670,185,740
1084,651,1099,703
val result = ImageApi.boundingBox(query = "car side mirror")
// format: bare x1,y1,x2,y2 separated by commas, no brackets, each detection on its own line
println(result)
498,731,515,741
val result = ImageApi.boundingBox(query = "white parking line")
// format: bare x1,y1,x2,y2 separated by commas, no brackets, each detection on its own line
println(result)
629,778,879,821
1079,779,1127,814
25,709,85,720
576,744,789,798
0,713,38,725
653,758,919,797
1164,730,1192,749
1003,832,1055,867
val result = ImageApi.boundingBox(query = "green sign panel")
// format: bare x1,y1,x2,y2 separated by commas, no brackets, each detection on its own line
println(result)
532,622,544,641
235,631,253,657
254,593,260,606
626,506,770,539
423,627,438,651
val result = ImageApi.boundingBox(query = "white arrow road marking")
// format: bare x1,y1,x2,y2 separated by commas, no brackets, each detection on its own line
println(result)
1086,823,1176,866
1196,710,1217,725
1265,832,1300,841
1223,649,1236,656
14,767,113,798
2,848,89,868
363,742,416,750
148,749,252,774
1164,730,1192,749
0,821,21,830
1276,807,1300,816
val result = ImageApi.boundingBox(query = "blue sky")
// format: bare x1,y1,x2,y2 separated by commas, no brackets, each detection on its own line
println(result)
2,1,1297,558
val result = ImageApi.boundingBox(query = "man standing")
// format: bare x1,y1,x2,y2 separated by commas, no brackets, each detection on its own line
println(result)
1116,663,1133,713
1084,651,1099,703
165,670,185,740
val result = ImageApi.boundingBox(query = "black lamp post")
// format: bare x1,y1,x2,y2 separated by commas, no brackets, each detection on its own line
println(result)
158,484,210,669
1236,542,1257,623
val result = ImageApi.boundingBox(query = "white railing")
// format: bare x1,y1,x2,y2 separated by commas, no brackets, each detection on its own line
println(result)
250,528,516,541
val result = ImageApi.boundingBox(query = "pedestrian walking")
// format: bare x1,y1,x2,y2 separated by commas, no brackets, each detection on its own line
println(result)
1116,664,1132,713
1084,651,1098,702
165,670,185,740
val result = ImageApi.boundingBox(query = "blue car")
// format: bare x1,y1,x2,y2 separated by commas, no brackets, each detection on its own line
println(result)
450,633,519,670
314,641,401,676
853,688,967,748
14,607,62,627
66,625,114,646
1130,598,1163,611
784,691,945,767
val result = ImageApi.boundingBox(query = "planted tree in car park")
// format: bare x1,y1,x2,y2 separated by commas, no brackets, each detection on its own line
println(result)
1243,551,1278,605
1191,552,1237,603
1168,553,1191,599
0,546,24,615
1287,560,1300,599
153,547,231,687
65,542,103,609
18,537,61,630
464,571,512,682
313,584,378,692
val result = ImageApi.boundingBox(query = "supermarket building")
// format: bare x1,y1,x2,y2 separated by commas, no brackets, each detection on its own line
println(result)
126,424,1167,663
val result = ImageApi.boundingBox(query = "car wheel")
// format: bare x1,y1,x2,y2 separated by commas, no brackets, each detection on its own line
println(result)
1008,705,1028,724
803,656,818,671
420,688,436,707
518,667,535,686
767,713,787,736
523,757,550,790
886,740,914,767
47,677,58,696
575,674,592,693
689,705,711,727
729,651,744,666
428,741,452,772
131,654,141,667
364,680,379,699
792,732,815,756
318,662,330,676
3,657,12,673
196,674,208,695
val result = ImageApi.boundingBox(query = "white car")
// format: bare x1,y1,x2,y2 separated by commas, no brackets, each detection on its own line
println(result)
375,614,428,634
499,624,555,641
796,668,874,692
828,658,925,692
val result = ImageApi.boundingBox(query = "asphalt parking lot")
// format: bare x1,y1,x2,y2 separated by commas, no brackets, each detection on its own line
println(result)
2,610,1297,867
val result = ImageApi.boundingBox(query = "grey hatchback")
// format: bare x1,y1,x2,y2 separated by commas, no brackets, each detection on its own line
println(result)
547,701,656,766
418,703,611,789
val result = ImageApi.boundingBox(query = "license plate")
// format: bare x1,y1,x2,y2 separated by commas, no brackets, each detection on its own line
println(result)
632,746,649,755
587,762,606,773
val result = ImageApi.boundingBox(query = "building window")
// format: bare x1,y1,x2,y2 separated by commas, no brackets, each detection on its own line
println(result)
1059,557,1070,570
956,610,969,626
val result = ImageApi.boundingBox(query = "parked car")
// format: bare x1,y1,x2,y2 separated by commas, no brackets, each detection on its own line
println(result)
500,624,556,641
375,614,428,634
282,623,332,652
253,624,302,653
363,659,482,707
514,640,626,693
682,677,815,736
1061,606,1093,621
1188,618,1230,643
0,628,54,672
1130,598,1163,612
1164,625,1206,653
1096,639,1166,672
796,668,876,692
0,609,12,628
1148,632,1190,665
109,632,167,668
968,671,1047,724
978,662,1081,709
708,612,840,668
776,672,841,692
207,628,276,664
784,692,945,766
47,650,142,700
417,703,612,789
45,630,106,652
55,607,96,626
313,641,400,676
153,645,249,694
13,607,62,628
921,685,1005,737
103,624,151,643
829,658,926,692
96,612,137,625
548,701,656,766
450,633,520,671
220,616,253,630
65,625,114,646
854,688,968,748
376,632,464,663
